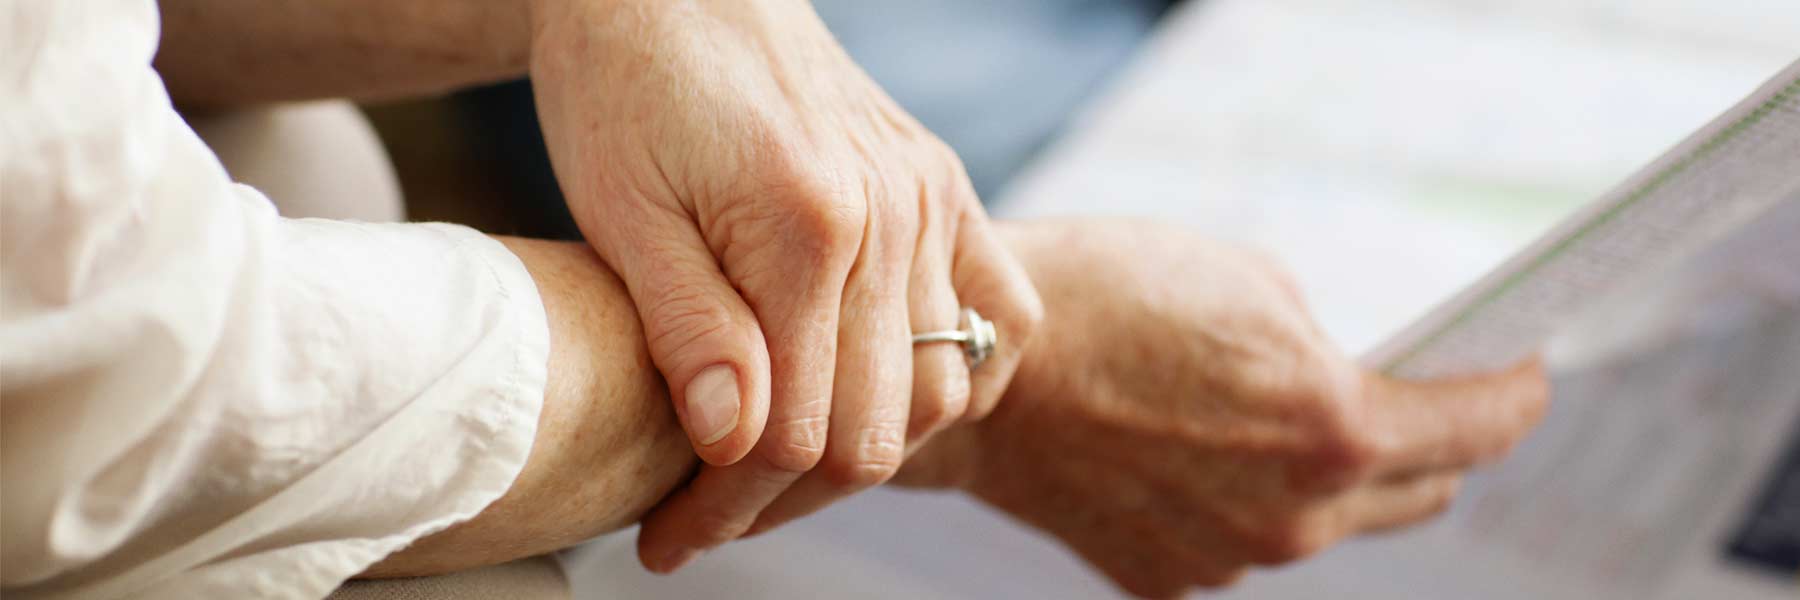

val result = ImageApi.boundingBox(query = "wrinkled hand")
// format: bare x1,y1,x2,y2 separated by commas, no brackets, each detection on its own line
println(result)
527,0,1040,571
898,220,1550,599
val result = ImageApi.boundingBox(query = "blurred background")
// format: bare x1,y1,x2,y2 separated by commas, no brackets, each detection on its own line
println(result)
365,0,1181,237
356,0,1800,597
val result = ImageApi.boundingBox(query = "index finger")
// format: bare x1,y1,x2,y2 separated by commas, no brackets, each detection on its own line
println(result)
1363,358,1550,478
635,262,852,570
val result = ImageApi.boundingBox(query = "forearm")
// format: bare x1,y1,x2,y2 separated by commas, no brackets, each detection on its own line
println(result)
368,224,1033,576
154,0,542,106
365,237,697,577
369,224,1041,576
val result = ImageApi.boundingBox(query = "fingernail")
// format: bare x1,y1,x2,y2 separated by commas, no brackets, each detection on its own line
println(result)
686,365,739,446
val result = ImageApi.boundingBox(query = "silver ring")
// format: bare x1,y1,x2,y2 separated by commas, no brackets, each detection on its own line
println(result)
911,307,997,367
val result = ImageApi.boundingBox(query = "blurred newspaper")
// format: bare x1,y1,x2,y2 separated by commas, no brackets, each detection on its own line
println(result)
1241,61,1800,598
1367,60,1800,380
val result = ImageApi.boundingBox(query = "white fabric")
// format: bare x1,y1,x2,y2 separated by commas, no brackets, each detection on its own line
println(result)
0,2,552,599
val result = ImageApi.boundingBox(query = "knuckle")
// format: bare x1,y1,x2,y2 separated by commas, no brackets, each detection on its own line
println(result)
760,416,829,472
644,291,737,359
822,427,905,489
791,198,864,255
763,441,826,474
769,176,864,259
1313,422,1380,483
740,151,867,265
1318,374,1378,459
1289,385,1379,494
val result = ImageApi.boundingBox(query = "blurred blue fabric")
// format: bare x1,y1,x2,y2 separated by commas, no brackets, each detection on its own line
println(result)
812,0,1175,200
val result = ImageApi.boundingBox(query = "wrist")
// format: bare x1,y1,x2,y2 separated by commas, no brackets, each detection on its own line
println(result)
369,238,695,577
992,220,1064,397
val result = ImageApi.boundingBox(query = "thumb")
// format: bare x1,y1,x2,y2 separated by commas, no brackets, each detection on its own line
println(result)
606,216,770,466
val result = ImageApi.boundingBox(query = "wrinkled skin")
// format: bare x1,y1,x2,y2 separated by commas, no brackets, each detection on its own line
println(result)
898,220,1550,599
527,0,1040,571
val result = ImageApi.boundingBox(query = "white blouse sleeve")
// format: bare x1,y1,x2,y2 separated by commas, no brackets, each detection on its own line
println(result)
0,2,551,599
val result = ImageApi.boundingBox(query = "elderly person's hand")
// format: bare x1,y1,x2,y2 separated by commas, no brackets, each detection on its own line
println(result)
526,0,1040,571
896,220,1550,599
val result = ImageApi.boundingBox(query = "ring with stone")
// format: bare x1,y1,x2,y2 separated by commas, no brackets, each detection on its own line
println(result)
910,307,998,368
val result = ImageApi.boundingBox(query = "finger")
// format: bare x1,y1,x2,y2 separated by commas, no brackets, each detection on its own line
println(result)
949,202,1043,420
742,204,917,534
721,199,862,480
635,203,862,570
1364,357,1550,478
635,458,804,573
905,200,971,443
605,205,771,466
1341,474,1463,533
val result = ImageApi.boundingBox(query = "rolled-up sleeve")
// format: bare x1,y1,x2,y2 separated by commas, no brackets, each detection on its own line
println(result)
0,2,551,599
